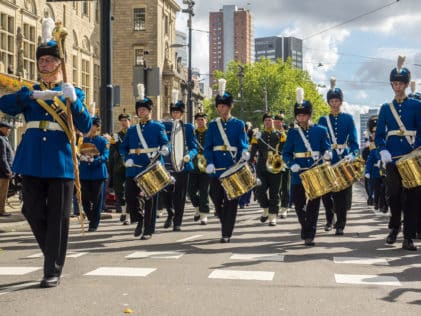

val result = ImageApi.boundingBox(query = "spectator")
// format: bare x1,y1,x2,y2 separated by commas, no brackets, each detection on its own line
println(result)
0,121,14,216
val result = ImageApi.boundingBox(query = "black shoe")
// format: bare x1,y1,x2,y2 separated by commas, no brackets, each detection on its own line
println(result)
335,228,344,236
304,238,315,246
164,216,172,229
141,234,152,240
374,204,379,210
134,221,143,237
122,220,129,225
260,216,268,223
40,276,60,288
324,223,332,231
220,237,230,243
193,215,200,222
380,207,388,213
386,229,399,244
173,226,181,232
88,227,97,232
402,239,417,251
119,214,126,223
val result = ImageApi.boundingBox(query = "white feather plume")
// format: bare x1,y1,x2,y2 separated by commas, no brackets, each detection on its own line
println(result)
296,87,304,105
330,77,336,90
397,56,406,73
410,80,416,94
137,83,145,101
41,15,55,43
172,89,179,104
218,78,226,96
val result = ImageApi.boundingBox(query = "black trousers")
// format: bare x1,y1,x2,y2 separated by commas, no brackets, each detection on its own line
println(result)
255,169,282,214
125,178,157,235
112,169,126,209
321,192,334,224
81,179,104,229
279,169,290,208
209,177,238,238
161,171,189,226
385,163,420,239
292,184,320,240
22,176,73,278
373,177,387,209
332,186,353,230
187,172,210,213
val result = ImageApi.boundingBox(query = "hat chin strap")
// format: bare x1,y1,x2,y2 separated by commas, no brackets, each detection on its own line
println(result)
37,63,61,81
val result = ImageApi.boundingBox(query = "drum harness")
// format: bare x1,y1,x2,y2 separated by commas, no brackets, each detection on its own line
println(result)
215,118,237,162
325,115,347,156
295,126,321,169
127,124,159,168
387,102,415,147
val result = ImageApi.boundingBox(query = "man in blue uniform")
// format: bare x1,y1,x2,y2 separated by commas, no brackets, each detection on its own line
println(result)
79,117,109,231
375,57,421,250
204,79,249,243
119,90,169,240
0,40,92,287
318,78,359,235
282,88,331,246
160,98,197,231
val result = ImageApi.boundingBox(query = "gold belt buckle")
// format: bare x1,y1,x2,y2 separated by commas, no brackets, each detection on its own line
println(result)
397,130,405,136
39,120,49,130
221,144,227,151
135,148,142,155
332,144,338,149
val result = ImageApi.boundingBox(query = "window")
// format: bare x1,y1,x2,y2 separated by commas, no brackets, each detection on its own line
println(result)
134,48,145,65
0,13,14,72
82,1,89,17
164,15,168,35
134,8,145,31
81,59,90,104
23,23,36,80
72,55,78,86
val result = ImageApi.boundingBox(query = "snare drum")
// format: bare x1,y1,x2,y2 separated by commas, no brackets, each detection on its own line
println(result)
300,162,336,200
134,161,173,198
331,160,355,192
396,149,421,189
219,162,257,200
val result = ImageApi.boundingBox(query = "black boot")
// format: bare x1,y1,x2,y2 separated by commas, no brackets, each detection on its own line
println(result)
402,239,417,251
386,228,399,244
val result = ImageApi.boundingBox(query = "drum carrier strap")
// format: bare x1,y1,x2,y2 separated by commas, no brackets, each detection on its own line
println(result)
387,102,415,146
136,124,158,159
325,115,346,156
216,118,237,160
296,126,319,160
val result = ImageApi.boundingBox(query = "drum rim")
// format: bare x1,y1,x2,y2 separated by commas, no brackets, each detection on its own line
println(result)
219,161,247,178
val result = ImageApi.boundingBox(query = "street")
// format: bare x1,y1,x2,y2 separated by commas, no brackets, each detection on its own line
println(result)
0,184,420,316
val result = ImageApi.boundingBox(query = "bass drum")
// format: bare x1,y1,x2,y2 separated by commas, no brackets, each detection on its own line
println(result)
134,161,173,199
219,162,257,200
171,119,185,172
300,162,336,200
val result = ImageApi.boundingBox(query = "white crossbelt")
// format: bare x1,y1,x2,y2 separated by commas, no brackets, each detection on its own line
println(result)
387,102,415,146
26,121,64,132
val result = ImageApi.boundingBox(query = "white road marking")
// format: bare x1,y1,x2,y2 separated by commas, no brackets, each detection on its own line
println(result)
125,251,185,259
334,274,401,286
176,235,203,242
208,269,274,281
0,281,39,296
333,257,389,265
0,267,41,275
230,253,284,262
26,251,88,259
85,267,156,277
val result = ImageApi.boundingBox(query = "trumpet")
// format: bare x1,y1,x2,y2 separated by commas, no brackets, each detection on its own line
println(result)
255,132,283,174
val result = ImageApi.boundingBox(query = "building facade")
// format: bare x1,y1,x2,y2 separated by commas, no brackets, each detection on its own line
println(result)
360,108,379,146
209,5,253,84
255,36,303,69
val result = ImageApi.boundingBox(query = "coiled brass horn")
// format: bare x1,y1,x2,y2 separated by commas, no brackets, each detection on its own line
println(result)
197,153,207,173
266,143,283,174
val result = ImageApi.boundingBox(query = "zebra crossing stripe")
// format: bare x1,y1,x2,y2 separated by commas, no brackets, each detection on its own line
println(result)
0,267,41,275
177,235,203,242
334,274,401,286
85,267,156,277
333,257,389,265
230,253,284,262
26,251,88,259
208,269,274,281
126,251,185,259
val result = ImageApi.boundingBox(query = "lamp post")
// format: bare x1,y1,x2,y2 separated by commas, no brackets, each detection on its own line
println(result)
182,0,195,123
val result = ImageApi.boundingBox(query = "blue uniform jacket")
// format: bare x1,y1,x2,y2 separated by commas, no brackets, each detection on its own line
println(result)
365,148,381,179
79,135,109,180
0,85,92,179
204,117,249,178
162,120,197,172
119,120,168,178
318,113,359,164
375,98,421,162
282,125,331,185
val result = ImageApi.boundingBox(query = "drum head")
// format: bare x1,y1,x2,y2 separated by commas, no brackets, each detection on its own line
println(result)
171,119,185,172
220,162,245,179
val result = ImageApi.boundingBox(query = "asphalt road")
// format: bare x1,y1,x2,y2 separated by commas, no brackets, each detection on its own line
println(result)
0,184,420,316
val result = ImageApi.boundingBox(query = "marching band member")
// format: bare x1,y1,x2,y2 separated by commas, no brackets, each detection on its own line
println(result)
364,115,387,213
375,56,421,250
187,112,210,225
119,85,169,240
318,78,359,235
204,79,249,243
0,39,92,287
79,117,109,232
273,113,289,218
161,93,197,231
282,88,331,246
109,113,131,225
250,113,283,226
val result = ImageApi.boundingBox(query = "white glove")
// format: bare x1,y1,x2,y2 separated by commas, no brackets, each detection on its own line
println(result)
206,163,215,174
62,83,77,103
344,154,354,162
88,157,94,162
159,145,169,156
312,153,320,161
183,154,190,162
32,90,63,100
365,173,370,179
290,164,300,173
79,155,89,162
323,151,332,161
255,131,262,139
125,158,134,167
241,151,250,161
380,150,392,164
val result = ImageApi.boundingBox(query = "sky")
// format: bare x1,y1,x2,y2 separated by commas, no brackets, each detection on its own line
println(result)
175,0,421,115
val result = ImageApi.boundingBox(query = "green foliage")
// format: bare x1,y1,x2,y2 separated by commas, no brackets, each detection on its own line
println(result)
211,58,329,127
